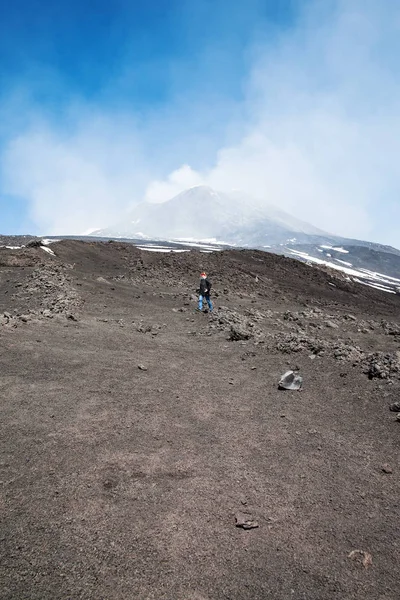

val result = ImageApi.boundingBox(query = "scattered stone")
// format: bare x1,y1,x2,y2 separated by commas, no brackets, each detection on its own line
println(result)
241,351,256,361
138,364,148,371
278,370,303,391
348,549,373,568
326,320,339,329
380,320,400,336
66,313,78,321
389,401,400,412
381,464,392,474
235,512,259,530
229,326,251,341
137,323,152,333
396,413,400,422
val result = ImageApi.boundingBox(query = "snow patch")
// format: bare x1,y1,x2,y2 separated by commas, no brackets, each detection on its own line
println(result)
168,240,221,251
173,237,231,246
41,246,55,256
357,268,400,284
353,278,396,294
136,246,189,253
336,259,353,267
287,248,400,293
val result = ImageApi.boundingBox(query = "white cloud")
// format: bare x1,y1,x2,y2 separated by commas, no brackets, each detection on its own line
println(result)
142,0,400,244
2,114,151,234
1,0,400,246
144,164,204,204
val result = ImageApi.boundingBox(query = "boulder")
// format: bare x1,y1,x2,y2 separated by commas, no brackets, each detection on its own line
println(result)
229,326,251,341
278,370,303,391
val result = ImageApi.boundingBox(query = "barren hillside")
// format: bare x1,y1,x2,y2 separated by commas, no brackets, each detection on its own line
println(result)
1,240,399,600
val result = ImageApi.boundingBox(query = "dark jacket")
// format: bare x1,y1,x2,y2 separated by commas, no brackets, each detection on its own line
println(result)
199,277,211,296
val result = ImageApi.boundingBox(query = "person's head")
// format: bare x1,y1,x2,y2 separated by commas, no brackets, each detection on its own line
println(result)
200,272,207,279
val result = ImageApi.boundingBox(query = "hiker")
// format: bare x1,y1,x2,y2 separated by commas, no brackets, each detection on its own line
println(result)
198,272,213,312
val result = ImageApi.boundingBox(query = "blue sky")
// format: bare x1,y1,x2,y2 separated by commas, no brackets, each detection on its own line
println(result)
0,0,399,248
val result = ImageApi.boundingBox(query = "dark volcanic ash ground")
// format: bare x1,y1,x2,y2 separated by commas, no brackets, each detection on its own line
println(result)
1,240,399,600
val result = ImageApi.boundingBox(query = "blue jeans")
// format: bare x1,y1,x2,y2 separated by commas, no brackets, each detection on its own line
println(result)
199,294,213,311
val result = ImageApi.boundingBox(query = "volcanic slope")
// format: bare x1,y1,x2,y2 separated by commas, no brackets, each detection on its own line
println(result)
1,240,400,600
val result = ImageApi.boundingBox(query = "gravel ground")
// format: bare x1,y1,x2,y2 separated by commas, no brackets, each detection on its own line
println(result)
1,240,399,600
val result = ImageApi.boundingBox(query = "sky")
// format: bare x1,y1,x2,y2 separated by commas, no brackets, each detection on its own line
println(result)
0,0,399,248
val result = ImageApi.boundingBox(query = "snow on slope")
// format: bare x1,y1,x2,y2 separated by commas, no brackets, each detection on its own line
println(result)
287,248,400,293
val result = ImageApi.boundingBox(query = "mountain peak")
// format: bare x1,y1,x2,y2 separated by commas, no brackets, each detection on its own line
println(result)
91,185,329,243
172,185,221,203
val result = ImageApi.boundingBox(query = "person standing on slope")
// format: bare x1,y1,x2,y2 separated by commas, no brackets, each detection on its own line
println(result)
198,272,213,312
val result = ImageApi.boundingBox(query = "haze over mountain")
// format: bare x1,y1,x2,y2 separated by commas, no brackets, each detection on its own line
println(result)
92,185,330,245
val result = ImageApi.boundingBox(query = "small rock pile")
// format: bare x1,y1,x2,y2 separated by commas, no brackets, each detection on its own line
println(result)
380,320,400,337
332,342,365,363
273,331,326,355
18,265,81,320
283,307,324,322
273,330,369,367
363,352,400,380
213,306,264,341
